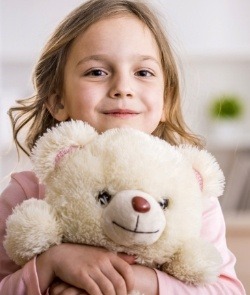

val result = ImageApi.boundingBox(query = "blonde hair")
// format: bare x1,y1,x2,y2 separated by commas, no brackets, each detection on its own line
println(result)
9,0,203,156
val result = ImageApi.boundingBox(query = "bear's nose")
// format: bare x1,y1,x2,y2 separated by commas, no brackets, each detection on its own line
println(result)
132,196,150,213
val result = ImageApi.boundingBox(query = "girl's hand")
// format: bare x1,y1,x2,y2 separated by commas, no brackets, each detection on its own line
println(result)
36,243,135,295
48,259,159,295
49,279,88,295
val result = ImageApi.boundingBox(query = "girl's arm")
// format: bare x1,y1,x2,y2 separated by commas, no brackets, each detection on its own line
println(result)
36,243,135,295
0,172,45,295
47,258,159,295
154,197,246,295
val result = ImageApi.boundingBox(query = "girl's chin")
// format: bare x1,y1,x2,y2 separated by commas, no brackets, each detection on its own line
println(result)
99,124,152,134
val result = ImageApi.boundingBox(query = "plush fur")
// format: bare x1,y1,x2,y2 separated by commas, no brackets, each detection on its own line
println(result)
4,120,225,294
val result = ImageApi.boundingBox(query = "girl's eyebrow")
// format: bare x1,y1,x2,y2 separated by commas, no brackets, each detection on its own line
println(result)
76,54,160,67
76,55,107,67
138,55,161,67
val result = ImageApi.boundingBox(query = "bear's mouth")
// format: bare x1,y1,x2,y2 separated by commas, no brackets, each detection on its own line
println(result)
112,216,159,234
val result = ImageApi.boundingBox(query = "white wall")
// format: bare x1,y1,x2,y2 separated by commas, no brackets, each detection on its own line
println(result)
155,0,250,56
2,0,250,60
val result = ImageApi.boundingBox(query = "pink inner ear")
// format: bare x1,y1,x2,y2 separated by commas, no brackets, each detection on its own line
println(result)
194,169,203,191
55,145,79,166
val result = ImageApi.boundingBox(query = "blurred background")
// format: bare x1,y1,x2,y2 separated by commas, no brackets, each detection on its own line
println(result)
0,0,250,292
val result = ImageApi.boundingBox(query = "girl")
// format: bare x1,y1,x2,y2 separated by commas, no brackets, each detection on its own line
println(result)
0,0,246,294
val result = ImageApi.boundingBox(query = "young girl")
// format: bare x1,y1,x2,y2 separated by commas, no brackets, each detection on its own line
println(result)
0,0,246,294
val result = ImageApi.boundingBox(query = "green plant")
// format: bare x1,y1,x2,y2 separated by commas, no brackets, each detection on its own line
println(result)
209,94,243,120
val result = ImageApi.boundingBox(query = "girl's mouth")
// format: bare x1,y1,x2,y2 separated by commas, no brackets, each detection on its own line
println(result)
103,109,139,118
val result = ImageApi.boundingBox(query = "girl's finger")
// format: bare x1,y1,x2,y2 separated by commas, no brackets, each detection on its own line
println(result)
111,256,135,293
100,263,127,295
80,272,103,295
50,281,68,294
50,281,86,295
88,267,117,295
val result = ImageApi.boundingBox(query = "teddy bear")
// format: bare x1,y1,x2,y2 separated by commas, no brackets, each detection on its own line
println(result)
4,120,225,292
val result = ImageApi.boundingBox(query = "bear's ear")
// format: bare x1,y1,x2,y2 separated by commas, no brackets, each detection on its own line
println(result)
31,120,98,182
178,145,225,198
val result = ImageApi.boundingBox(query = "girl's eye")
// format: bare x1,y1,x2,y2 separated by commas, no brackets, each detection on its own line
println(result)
98,191,112,206
86,69,107,76
159,198,169,210
135,70,154,77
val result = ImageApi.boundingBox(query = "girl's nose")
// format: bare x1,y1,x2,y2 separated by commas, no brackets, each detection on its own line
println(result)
132,196,151,213
109,74,135,99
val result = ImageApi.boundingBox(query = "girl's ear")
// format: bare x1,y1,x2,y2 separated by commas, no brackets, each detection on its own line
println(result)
46,93,69,121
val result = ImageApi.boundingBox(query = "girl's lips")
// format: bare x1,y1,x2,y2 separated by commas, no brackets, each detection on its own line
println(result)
102,109,139,118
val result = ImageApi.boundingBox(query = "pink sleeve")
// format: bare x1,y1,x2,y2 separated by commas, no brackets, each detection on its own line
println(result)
155,197,246,294
0,172,46,295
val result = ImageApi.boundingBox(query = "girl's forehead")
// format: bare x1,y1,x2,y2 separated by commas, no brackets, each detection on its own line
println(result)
68,15,161,61
77,15,152,41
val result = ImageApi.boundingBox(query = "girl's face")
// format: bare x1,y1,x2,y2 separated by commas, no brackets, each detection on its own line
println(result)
53,15,165,134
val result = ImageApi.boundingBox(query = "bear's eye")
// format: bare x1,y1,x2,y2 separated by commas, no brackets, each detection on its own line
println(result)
159,198,169,210
98,191,112,206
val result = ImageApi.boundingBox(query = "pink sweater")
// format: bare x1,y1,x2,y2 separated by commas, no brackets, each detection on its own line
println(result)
0,172,246,295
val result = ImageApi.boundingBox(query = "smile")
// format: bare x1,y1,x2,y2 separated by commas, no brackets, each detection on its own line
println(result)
112,218,159,234
103,109,139,118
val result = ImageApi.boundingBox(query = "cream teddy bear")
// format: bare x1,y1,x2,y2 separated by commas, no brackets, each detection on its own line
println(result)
4,120,224,292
